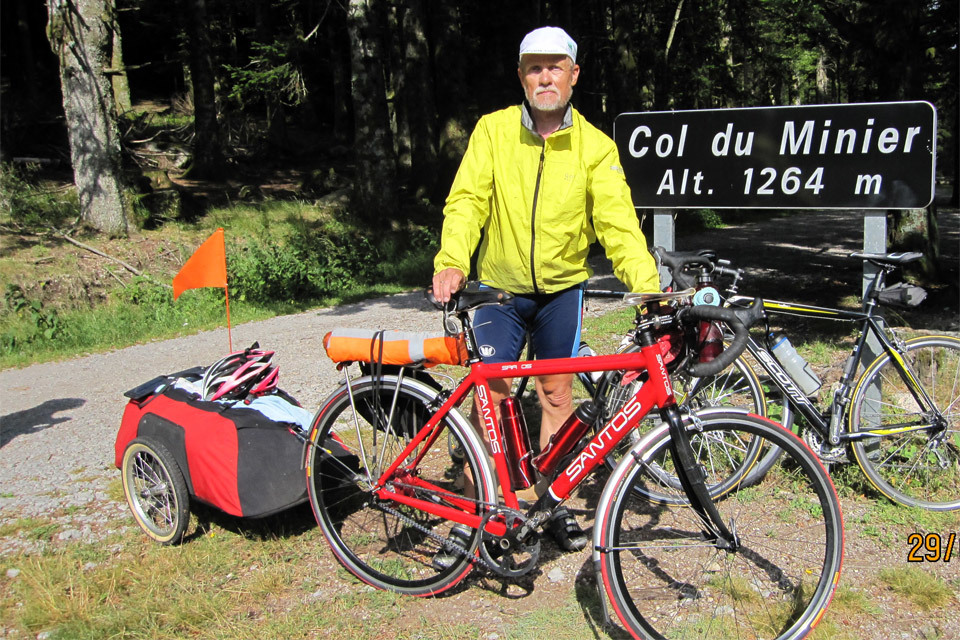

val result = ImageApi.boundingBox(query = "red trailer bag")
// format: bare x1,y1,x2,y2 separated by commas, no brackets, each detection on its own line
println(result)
115,386,311,518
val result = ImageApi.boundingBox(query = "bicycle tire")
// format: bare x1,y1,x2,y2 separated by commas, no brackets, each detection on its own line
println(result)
849,335,960,511
121,437,190,545
596,410,843,640
594,348,771,497
306,374,497,596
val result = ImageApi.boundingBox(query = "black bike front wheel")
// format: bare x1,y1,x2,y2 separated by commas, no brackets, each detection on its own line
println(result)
595,349,771,501
850,335,960,511
596,411,843,640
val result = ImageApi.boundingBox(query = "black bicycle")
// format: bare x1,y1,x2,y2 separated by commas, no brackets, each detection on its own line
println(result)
602,248,960,511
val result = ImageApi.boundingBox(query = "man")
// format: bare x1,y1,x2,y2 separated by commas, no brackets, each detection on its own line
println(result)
432,26,659,554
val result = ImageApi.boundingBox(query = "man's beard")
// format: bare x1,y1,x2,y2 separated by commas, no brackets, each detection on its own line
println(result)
527,87,572,112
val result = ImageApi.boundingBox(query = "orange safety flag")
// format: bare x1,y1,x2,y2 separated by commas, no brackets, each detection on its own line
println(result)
323,329,467,367
173,228,228,300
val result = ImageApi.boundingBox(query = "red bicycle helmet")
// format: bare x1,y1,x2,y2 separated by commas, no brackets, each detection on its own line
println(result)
201,343,279,401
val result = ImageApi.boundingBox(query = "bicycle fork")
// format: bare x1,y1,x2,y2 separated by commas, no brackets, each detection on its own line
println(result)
663,405,740,550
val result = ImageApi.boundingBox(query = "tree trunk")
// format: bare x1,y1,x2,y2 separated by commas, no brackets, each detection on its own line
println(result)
109,9,131,114
181,0,222,177
430,0,469,200
889,207,940,281
346,0,398,222
326,9,353,143
46,0,129,236
400,0,438,200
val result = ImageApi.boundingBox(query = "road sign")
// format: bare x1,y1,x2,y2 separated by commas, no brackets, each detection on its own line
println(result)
614,101,936,209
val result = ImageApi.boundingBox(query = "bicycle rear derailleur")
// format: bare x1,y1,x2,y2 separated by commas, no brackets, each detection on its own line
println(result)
479,507,541,578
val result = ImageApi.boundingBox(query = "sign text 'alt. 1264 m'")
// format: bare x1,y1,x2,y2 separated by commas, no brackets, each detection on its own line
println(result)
613,102,936,210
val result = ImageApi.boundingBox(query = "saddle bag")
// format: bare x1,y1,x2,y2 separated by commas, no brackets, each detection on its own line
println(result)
877,282,927,308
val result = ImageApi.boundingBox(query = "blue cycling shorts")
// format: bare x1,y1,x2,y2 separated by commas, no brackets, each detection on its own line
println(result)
473,285,584,364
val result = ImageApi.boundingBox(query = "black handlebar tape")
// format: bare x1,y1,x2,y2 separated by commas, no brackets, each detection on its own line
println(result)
680,305,750,378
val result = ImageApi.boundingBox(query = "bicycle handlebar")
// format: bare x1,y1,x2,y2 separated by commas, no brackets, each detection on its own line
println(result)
678,299,761,377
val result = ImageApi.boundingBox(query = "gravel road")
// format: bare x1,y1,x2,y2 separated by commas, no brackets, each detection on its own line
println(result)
1,207,957,557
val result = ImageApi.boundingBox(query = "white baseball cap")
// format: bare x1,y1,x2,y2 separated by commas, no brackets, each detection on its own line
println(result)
518,27,577,64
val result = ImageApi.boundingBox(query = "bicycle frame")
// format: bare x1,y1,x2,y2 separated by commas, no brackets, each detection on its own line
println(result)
370,343,677,537
729,296,944,446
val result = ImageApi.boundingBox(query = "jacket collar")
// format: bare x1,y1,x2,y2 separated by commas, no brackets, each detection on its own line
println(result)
520,102,573,137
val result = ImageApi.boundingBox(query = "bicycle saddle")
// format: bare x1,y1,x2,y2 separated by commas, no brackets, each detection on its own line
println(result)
425,282,514,312
850,251,923,267
654,247,716,289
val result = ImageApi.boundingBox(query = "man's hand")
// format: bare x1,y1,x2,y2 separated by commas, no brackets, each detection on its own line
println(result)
432,268,466,304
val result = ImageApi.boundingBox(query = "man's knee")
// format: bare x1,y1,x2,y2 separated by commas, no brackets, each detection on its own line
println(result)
537,376,574,410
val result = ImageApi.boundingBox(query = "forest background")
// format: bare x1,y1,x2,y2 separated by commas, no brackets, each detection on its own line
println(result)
0,0,957,365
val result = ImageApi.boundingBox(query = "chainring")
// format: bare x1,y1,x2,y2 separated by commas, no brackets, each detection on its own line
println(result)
802,427,848,464
478,507,541,578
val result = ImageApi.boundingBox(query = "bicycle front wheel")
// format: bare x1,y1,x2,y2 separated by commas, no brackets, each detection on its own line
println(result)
596,411,843,640
850,335,960,511
306,374,496,596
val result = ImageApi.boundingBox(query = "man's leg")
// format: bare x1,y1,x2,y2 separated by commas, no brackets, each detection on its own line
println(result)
463,377,512,498
528,286,588,552
533,373,575,449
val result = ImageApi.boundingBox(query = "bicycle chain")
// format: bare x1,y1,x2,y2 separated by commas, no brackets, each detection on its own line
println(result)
371,498,499,572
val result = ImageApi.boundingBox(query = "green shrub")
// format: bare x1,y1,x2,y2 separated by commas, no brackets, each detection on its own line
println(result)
376,224,439,285
228,223,380,303
2,284,62,346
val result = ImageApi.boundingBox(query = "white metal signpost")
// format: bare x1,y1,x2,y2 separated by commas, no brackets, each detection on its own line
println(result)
613,101,937,289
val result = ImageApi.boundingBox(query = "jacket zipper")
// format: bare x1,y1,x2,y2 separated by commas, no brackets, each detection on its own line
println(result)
529,144,545,294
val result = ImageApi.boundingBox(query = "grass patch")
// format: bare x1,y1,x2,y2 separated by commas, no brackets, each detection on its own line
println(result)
877,566,954,610
580,306,636,355
825,584,883,617
0,520,612,640
0,198,439,369
846,500,959,548
0,517,60,541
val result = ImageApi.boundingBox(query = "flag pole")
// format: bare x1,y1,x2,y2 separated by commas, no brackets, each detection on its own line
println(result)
224,284,233,352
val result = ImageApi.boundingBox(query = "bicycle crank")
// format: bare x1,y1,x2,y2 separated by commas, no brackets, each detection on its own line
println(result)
479,507,541,578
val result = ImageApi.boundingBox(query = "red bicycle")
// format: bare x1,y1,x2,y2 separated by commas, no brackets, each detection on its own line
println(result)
305,286,843,640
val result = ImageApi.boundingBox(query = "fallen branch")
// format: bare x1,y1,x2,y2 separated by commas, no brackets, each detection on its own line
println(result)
58,233,173,289
103,266,128,287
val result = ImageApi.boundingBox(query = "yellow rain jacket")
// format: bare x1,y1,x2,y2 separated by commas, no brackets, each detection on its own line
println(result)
434,104,659,295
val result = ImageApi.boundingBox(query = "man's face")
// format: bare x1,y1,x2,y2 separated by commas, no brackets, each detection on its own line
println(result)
518,54,580,113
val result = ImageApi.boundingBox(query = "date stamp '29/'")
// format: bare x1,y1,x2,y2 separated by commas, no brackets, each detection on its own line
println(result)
906,533,956,563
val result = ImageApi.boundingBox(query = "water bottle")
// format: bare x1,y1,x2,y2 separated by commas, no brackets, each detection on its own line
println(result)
698,321,724,363
770,333,822,396
499,397,535,490
532,400,601,475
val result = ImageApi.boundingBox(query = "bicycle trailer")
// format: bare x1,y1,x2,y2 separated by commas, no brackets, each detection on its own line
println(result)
115,363,357,544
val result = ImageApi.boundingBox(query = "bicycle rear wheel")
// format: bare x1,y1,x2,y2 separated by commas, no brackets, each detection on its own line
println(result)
306,374,496,596
596,411,843,640
850,335,960,511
